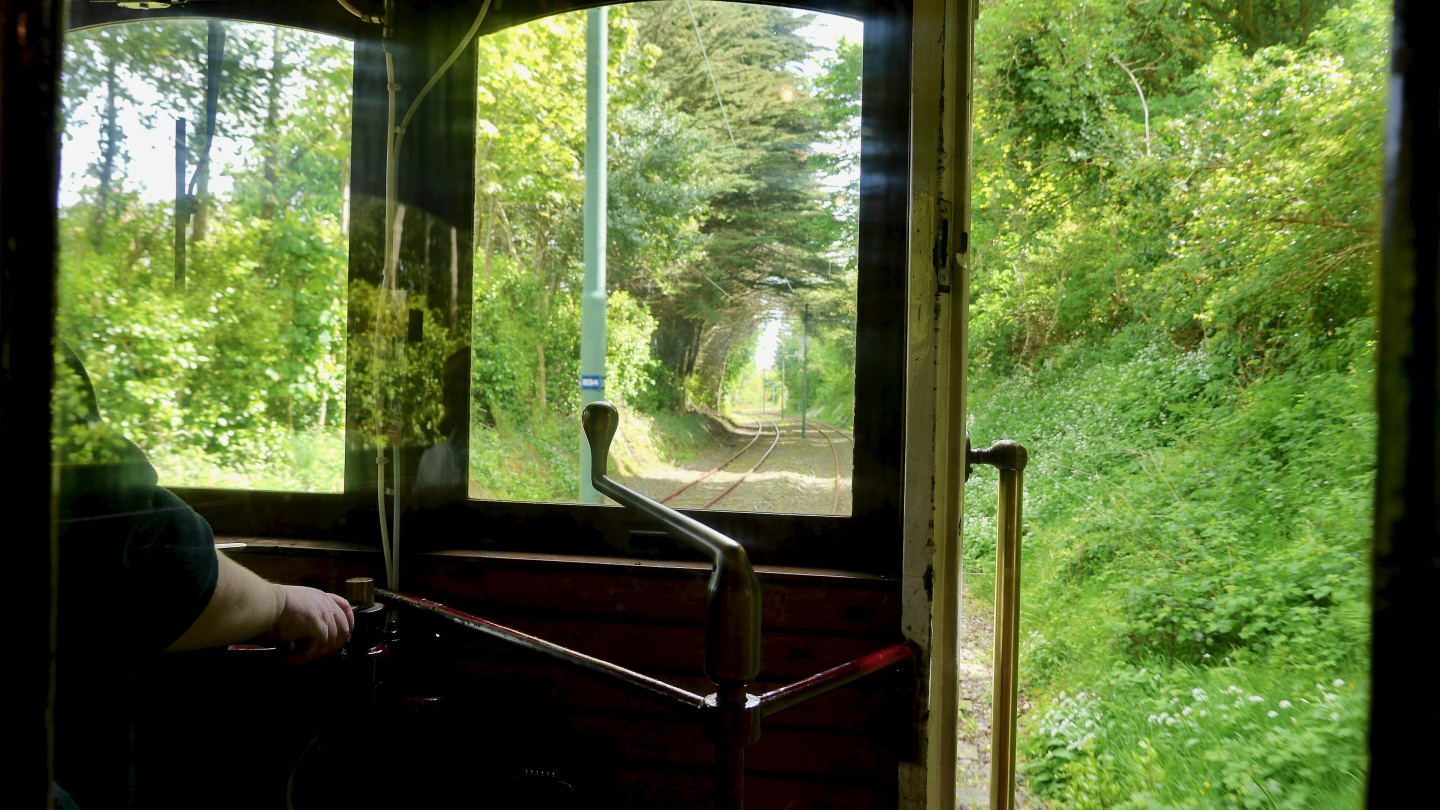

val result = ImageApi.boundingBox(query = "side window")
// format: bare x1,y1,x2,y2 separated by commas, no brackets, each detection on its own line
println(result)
57,22,353,492
469,1,862,515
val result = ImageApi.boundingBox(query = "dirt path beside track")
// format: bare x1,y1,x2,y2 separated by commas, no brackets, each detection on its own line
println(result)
957,586,1043,809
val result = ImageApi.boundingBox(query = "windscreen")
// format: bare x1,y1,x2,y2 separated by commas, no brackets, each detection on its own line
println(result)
465,1,861,516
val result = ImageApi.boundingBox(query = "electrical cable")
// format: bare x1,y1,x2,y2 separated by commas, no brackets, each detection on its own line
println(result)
335,0,384,25
388,0,494,169
684,0,737,151
375,0,493,591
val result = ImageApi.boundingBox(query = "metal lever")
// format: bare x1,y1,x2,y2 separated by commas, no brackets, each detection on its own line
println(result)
582,401,761,686
968,437,1028,810
584,401,762,810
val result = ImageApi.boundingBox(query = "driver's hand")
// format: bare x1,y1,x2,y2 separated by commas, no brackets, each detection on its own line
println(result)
268,585,355,663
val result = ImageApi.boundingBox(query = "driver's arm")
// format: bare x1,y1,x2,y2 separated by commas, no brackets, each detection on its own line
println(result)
164,553,355,663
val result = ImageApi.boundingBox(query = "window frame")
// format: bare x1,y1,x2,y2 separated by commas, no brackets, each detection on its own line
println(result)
64,0,913,577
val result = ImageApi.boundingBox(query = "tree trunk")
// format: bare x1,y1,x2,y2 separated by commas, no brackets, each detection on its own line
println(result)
191,158,211,241
91,57,121,247
259,27,286,221
536,339,548,410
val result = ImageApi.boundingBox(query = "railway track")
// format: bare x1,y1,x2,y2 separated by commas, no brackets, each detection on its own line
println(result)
803,419,844,516
658,413,853,515
658,415,766,505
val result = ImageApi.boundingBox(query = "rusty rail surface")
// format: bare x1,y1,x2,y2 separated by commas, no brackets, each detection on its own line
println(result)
701,418,781,509
659,414,765,504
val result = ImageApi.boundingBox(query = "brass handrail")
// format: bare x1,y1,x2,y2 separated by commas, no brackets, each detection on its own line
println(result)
967,438,1029,810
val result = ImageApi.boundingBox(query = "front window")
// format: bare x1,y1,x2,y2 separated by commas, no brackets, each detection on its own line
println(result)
465,1,863,515
57,21,353,492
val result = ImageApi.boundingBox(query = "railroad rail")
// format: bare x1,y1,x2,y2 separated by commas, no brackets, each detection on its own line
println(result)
658,415,765,504
651,412,855,515
700,418,781,509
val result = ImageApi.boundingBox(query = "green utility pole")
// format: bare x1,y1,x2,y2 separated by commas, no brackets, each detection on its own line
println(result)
779,347,786,417
800,304,809,438
579,7,608,504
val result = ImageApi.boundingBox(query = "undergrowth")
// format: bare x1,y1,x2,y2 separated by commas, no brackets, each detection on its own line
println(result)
964,322,1374,808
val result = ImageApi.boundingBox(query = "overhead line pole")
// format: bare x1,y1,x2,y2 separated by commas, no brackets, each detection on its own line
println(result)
579,7,609,504
801,304,809,438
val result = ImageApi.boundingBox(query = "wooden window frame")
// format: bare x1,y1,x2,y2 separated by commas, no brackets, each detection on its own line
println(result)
65,0,913,577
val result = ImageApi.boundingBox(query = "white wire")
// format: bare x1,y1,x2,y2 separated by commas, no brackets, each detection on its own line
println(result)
389,0,494,168
376,0,493,590
391,444,402,589
684,0,737,151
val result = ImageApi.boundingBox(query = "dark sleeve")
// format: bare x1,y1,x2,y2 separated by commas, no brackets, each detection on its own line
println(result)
121,487,221,651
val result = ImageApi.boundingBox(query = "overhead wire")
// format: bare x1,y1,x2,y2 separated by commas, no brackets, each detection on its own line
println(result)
684,0,737,151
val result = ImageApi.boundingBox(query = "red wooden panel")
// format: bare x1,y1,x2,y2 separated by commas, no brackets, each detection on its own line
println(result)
612,768,879,810
223,541,900,636
436,613,903,680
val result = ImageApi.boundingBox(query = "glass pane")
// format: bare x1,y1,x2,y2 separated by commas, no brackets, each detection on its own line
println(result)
469,1,861,515
56,21,353,492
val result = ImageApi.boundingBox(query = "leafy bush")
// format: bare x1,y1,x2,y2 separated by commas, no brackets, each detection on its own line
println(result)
1022,666,1367,810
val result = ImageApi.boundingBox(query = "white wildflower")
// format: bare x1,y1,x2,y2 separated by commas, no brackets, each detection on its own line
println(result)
1333,679,1345,687
1278,700,1293,709
1248,695,1265,703
1192,688,1208,702
1267,711,1278,718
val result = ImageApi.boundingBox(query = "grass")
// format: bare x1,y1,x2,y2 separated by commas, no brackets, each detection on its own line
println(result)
964,324,1373,809
470,403,716,502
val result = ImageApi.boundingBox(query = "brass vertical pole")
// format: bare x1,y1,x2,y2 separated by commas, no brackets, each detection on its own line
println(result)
968,440,1028,810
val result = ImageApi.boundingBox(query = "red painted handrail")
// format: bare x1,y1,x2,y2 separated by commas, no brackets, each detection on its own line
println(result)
759,641,919,717
377,588,707,712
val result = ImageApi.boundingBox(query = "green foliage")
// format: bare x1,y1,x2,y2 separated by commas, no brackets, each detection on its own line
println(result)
58,6,861,503
56,22,352,490
1021,667,1366,809
471,3,858,434
967,0,1382,804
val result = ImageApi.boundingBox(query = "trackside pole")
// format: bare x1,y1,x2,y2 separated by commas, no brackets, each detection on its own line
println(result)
579,6,608,504
800,304,809,438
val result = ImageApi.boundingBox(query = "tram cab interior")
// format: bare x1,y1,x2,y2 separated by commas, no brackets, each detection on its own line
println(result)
51,1,932,808
21,0,1435,808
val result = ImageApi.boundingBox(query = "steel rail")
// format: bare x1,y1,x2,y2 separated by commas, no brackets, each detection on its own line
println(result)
659,415,765,504
758,642,918,717
701,419,781,509
805,421,842,515
806,417,853,444
376,588,707,713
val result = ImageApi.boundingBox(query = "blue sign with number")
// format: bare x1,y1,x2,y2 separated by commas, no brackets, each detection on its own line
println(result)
580,374,604,390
